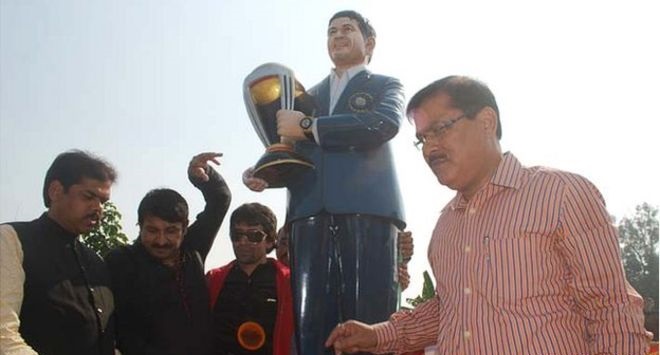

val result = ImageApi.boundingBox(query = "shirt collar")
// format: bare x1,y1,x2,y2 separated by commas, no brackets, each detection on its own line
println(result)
330,64,367,81
489,152,525,189
446,152,525,211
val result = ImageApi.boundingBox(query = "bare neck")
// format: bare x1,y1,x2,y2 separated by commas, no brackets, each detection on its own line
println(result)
333,61,366,77
461,151,503,201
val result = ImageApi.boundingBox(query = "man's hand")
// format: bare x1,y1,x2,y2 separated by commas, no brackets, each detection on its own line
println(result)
325,321,378,354
188,152,222,182
276,109,306,141
242,167,268,192
397,231,413,291
398,231,413,263
398,264,410,291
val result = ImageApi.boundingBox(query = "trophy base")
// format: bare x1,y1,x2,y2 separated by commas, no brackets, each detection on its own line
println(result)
253,144,314,188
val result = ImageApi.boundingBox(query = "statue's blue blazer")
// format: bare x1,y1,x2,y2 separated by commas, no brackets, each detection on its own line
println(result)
286,70,406,228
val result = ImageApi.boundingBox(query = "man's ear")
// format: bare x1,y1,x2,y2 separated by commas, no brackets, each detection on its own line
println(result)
181,221,189,236
365,36,376,59
477,107,498,137
48,180,64,204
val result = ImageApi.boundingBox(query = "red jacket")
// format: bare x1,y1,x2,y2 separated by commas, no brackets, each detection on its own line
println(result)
207,258,294,355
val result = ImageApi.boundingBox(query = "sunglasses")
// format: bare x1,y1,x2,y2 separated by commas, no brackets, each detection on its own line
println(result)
230,230,267,243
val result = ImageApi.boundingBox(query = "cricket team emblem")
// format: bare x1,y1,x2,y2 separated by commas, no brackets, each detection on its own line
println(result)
348,92,374,112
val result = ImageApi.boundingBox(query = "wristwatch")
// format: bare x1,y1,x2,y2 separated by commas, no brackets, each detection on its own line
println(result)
299,116,315,141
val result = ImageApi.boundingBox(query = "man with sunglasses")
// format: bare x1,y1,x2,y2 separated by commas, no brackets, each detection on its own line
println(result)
207,203,294,355
326,76,652,354
105,152,231,355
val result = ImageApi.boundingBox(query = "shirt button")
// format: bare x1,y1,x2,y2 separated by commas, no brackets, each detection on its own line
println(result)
468,208,477,215
96,308,103,314
464,287,472,295
464,245,471,253
463,330,472,340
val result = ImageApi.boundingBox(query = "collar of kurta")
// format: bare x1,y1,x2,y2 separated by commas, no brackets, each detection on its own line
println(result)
39,212,79,243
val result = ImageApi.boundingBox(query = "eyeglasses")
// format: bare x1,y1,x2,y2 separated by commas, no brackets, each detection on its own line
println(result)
230,230,267,243
413,114,466,150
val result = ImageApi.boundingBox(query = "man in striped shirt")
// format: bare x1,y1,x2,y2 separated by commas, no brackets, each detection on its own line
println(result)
326,76,652,354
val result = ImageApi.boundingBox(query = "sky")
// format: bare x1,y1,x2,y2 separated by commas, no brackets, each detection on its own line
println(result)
1,0,658,304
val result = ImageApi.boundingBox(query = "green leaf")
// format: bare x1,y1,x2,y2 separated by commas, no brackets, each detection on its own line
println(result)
81,201,129,257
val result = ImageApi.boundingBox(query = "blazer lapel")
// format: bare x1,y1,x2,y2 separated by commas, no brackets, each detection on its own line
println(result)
313,77,331,116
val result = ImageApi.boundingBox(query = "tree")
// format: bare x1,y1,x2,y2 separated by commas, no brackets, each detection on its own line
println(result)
618,202,659,340
82,201,129,257
406,270,436,308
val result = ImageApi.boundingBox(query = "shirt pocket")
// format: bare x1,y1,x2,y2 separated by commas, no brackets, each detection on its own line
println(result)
479,230,560,304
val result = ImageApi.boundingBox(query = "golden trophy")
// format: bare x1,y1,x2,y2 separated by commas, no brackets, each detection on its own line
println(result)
243,63,315,188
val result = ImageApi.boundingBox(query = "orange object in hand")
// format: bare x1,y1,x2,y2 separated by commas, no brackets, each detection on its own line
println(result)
237,321,266,351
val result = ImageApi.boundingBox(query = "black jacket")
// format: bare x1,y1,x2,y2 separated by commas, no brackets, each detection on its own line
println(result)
9,214,115,355
106,167,231,355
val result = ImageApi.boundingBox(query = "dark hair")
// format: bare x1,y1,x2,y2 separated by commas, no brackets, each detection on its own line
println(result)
329,10,376,39
407,76,502,139
43,150,117,207
137,188,189,227
230,203,277,252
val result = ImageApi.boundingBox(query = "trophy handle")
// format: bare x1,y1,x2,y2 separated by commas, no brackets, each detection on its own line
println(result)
281,73,295,110
276,73,297,146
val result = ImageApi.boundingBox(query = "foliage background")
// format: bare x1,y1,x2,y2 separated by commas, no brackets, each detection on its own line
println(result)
618,203,659,340
82,201,129,257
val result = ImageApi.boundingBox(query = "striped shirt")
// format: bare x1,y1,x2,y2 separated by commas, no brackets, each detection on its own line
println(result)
374,153,651,355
